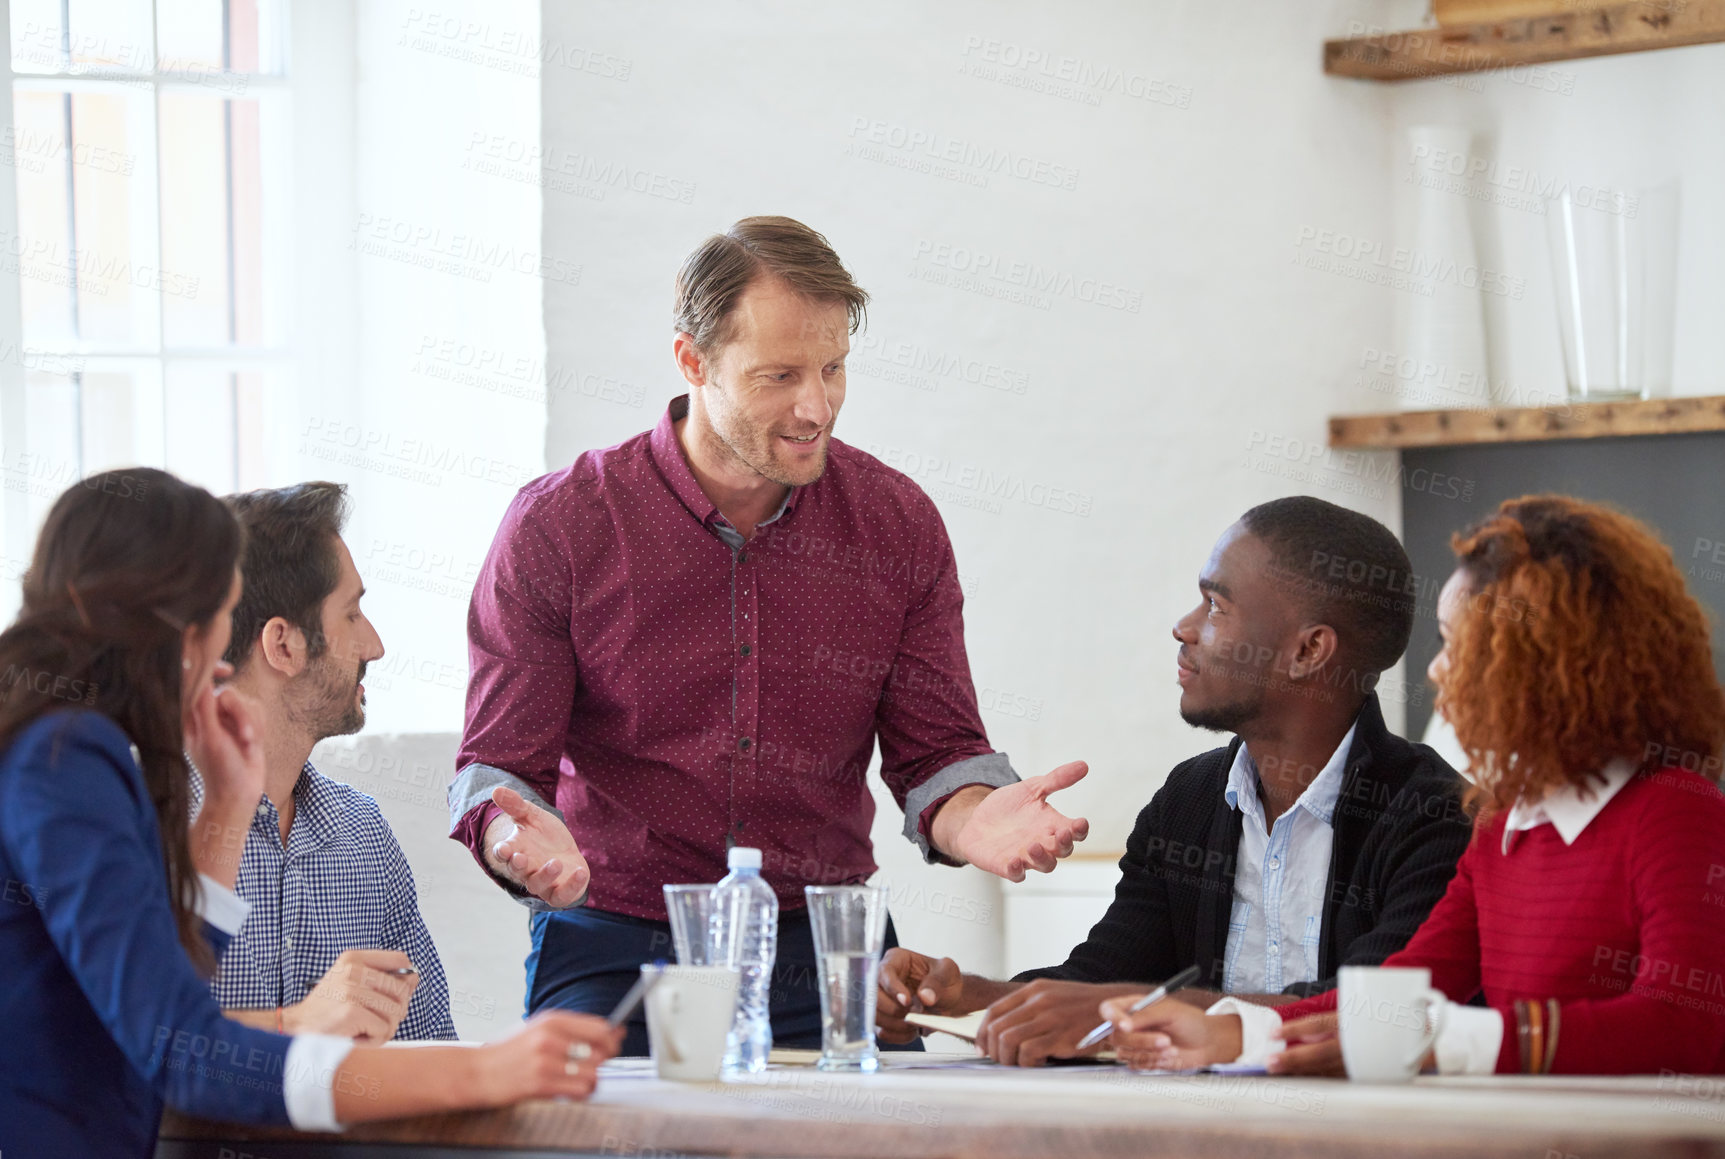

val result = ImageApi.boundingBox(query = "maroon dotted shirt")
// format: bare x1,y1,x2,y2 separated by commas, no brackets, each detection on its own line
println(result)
449,396,1017,920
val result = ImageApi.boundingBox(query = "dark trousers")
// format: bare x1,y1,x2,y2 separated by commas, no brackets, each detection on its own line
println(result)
525,905,921,1057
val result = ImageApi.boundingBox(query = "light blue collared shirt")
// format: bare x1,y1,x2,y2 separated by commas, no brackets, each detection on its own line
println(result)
1221,722,1356,993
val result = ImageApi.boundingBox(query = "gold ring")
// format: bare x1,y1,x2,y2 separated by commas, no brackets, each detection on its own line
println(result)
567,1042,593,1060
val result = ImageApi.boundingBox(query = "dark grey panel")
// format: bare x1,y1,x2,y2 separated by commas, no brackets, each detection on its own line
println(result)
1399,431,1725,741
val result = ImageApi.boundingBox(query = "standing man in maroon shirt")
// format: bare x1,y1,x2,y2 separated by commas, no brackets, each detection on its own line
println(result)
448,216,1090,1052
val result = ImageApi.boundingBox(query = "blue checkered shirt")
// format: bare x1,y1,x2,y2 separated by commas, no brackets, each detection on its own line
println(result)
191,761,457,1040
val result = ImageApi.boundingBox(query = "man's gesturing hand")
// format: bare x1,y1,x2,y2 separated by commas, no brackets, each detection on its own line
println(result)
482,785,590,908
935,762,1090,881
876,948,965,1044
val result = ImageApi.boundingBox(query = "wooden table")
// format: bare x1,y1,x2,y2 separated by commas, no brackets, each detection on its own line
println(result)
159,1053,1725,1159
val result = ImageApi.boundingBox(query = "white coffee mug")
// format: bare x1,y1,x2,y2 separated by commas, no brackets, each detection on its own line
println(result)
643,964,741,1081
1337,966,1447,1083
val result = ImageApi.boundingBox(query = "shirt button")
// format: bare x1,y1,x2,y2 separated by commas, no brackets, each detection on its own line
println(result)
1268,941,1278,953
1267,857,1281,870
738,552,749,563
739,737,752,752
740,644,752,656
284,935,295,949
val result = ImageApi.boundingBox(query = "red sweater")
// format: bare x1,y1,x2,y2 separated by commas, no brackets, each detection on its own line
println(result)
1279,766,1725,1074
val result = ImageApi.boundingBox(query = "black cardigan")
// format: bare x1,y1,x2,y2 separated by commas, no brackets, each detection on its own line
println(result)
1017,695,1473,997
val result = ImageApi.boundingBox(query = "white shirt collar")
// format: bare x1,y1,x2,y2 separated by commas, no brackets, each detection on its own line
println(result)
1501,758,1637,853
1225,721,1358,828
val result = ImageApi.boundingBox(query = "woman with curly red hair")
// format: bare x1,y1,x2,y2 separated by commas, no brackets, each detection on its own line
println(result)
1104,494,1725,1076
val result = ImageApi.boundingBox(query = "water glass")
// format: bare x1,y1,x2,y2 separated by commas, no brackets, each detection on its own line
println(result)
804,884,889,1072
1545,182,1679,402
663,884,725,966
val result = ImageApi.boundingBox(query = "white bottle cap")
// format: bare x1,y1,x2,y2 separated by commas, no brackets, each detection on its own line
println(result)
727,846,762,870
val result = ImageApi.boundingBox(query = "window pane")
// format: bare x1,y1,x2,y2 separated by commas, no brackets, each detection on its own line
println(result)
234,368,266,488
164,363,235,492
69,90,151,344
17,368,143,520
12,90,77,343
160,90,267,346
80,370,141,473
10,0,66,73
11,89,155,346
67,0,153,70
158,0,286,74
229,98,263,343
157,0,224,71
20,372,81,527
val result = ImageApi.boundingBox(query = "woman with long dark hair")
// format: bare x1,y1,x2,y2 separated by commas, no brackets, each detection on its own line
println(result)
1102,494,1725,1076
0,469,619,1157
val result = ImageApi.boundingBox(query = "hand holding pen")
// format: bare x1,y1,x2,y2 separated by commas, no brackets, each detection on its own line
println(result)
1075,964,1203,1051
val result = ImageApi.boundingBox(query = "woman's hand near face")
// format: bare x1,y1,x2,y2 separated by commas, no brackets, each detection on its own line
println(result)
185,667,265,805
185,668,266,886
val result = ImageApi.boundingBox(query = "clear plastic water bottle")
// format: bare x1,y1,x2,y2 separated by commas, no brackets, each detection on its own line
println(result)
712,846,778,1073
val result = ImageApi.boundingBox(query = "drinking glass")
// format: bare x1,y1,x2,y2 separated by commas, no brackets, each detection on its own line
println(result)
804,884,889,1072
1546,181,1679,402
663,883,724,966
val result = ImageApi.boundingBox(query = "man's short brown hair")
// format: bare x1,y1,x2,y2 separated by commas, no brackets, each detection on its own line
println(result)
223,481,350,668
673,216,869,351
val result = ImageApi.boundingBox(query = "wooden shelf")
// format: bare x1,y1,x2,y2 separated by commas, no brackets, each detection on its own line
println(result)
1324,0,1725,80
1328,394,1725,449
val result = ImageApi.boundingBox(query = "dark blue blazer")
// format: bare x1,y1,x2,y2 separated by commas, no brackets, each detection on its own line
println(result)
0,710,295,1157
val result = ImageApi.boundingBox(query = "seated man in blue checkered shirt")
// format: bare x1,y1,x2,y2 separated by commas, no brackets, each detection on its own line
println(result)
198,481,457,1041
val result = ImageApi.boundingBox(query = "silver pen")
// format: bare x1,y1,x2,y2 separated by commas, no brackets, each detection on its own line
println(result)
606,961,667,1028
1074,964,1203,1052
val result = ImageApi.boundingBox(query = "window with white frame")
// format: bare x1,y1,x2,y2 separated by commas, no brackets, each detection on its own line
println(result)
6,0,290,534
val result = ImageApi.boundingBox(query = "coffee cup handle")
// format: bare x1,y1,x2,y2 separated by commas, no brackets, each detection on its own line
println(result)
1406,988,1447,1072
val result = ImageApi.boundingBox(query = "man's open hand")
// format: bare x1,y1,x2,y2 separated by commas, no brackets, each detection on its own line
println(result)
937,762,1090,881
482,786,590,908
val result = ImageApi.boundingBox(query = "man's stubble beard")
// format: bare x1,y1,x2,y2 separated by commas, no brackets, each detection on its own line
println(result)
1179,683,1263,735
287,650,366,742
704,370,831,489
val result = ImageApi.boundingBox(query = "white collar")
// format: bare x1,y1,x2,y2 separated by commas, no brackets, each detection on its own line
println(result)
1501,758,1637,854
1225,721,1358,828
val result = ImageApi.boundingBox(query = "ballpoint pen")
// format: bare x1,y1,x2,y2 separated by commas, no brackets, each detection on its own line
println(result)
1074,964,1203,1052
606,960,668,1028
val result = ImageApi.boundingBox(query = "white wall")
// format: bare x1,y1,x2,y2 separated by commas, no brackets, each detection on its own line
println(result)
537,0,1433,971
338,0,549,737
